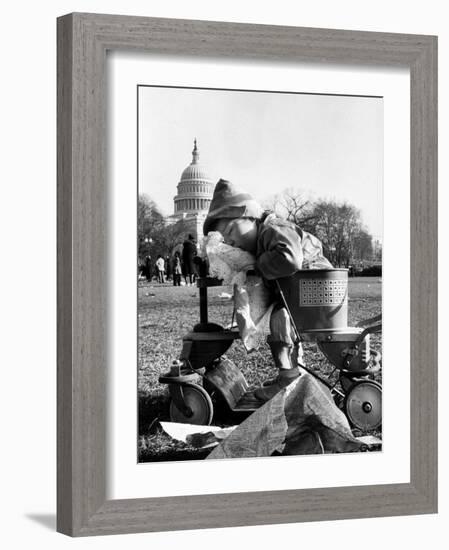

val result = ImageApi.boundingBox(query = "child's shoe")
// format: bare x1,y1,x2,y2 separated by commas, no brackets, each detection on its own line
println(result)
254,367,300,402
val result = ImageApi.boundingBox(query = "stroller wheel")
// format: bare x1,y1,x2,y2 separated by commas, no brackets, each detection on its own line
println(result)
169,383,214,426
344,380,382,431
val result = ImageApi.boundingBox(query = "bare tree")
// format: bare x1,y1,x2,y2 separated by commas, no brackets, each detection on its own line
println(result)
353,229,374,262
310,200,373,267
263,190,375,266
372,239,382,262
263,187,316,230
138,194,164,260
152,219,190,258
138,193,194,265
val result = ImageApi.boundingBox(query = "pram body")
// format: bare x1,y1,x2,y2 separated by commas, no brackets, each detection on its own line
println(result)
159,265,382,431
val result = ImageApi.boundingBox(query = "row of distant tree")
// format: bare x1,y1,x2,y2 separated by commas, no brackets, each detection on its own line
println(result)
263,188,381,268
138,194,191,261
138,189,381,268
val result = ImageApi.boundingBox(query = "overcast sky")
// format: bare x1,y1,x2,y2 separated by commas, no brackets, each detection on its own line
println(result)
138,86,383,239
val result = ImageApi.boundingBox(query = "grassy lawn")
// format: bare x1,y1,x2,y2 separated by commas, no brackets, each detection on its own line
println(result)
138,276,382,462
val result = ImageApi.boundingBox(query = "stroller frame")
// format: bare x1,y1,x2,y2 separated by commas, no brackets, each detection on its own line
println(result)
159,267,382,431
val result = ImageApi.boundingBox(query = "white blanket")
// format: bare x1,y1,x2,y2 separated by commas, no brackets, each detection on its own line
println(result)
205,232,272,351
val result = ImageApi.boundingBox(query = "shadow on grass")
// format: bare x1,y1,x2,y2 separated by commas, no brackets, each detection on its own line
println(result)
138,390,170,435
138,386,255,462
138,389,212,462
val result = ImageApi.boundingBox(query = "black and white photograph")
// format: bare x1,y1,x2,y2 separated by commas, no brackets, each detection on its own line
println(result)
1,0,442,543
137,85,383,462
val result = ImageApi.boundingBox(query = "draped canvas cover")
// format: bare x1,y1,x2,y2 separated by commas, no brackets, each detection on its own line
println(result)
207,372,363,458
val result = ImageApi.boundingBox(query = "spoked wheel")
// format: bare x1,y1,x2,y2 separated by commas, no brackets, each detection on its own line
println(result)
344,380,382,431
169,383,214,425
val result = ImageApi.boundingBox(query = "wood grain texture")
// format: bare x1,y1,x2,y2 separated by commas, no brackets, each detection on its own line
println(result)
409,36,438,509
57,12,438,536
57,13,74,536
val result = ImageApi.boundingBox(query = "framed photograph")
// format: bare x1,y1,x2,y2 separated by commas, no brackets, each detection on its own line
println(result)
57,13,437,536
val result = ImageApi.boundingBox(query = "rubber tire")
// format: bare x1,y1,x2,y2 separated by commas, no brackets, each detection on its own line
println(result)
169,383,214,426
344,380,382,431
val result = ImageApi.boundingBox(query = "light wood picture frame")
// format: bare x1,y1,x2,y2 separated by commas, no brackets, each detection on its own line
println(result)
57,12,437,536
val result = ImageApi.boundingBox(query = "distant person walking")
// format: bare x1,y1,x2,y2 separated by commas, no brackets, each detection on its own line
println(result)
165,255,172,281
155,255,165,284
138,260,145,279
144,255,152,282
182,234,197,285
173,251,182,286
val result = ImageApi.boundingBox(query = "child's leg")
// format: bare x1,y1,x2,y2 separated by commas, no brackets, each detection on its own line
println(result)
271,306,305,365
291,341,305,368
254,306,300,402
267,340,292,370
269,306,295,368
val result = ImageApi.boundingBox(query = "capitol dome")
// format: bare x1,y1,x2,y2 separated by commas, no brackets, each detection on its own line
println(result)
180,161,211,183
173,139,215,215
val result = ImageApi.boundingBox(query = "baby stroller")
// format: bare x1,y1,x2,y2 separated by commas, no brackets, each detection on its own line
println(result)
159,261,382,431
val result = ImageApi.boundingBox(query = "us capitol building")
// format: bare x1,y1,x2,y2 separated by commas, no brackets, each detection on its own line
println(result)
166,139,215,244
